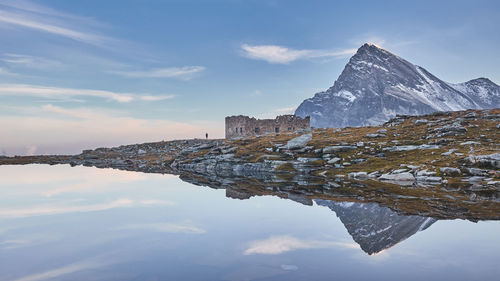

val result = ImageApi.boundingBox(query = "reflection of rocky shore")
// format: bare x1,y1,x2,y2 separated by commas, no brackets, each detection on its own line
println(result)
178,171,500,221
315,200,436,255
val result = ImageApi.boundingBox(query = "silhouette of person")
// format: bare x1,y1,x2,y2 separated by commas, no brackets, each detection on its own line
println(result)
206,133,208,139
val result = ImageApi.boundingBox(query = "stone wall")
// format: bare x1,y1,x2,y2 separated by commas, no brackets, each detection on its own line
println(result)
225,115,310,139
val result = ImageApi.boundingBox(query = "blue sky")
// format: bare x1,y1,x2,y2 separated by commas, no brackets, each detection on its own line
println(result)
0,0,499,155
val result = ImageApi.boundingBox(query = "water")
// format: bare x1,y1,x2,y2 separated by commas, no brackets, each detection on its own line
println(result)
1,164,499,281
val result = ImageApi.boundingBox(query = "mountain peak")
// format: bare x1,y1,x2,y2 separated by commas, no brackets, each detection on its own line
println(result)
356,43,391,56
295,45,500,128
467,77,498,86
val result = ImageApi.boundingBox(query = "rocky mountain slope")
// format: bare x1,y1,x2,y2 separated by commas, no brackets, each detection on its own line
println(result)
295,43,500,128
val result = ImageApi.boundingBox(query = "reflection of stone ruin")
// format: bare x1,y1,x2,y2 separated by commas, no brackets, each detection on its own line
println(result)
225,115,310,139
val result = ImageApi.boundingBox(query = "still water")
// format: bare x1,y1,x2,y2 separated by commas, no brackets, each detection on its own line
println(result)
0,165,499,281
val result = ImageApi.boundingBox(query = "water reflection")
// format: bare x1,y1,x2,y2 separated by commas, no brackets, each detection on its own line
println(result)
1,164,500,281
315,200,436,255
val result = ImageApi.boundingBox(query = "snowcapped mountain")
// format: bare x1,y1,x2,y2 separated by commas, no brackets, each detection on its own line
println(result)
295,43,500,128
315,200,436,255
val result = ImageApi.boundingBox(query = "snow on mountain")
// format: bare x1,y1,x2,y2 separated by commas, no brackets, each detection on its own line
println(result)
295,43,500,128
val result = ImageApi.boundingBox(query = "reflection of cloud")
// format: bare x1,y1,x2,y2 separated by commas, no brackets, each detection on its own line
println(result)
115,222,206,234
244,235,359,255
11,260,110,281
0,232,63,250
0,198,174,219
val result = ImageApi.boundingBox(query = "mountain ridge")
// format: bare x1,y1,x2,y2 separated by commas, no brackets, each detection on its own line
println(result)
295,43,500,128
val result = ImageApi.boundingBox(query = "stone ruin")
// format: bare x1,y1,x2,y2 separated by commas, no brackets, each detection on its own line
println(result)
225,115,310,139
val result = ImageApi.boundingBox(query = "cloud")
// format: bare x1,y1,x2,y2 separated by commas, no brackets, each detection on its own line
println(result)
241,44,356,64
255,106,297,119
0,66,15,75
244,235,359,255
0,84,174,103
0,53,64,69
0,2,112,46
115,222,206,234
110,66,206,80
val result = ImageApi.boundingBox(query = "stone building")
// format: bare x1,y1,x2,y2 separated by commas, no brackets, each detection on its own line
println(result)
225,115,310,139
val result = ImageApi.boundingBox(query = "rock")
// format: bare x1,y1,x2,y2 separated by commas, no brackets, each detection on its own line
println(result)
487,181,500,187
460,141,481,146
322,154,332,160
439,167,461,176
323,145,357,153
383,144,440,152
368,171,381,178
342,162,351,166
296,157,322,163
430,124,467,137
417,169,436,177
462,176,485,182
366,133,383,138
392,168,408,174
416,176,442,183
379,172,415,182
281,134,312,150
466,168,489,176
327,157,341,164
348,172,368,180
467,153,500,168
377,129,387,134
414,119,429,125
441,149,457,156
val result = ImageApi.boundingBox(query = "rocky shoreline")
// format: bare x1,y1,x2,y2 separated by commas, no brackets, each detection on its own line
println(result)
1,109,499,220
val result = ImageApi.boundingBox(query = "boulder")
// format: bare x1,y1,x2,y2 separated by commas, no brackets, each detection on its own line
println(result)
379,172,415,182
281,134,312,150
323,145,357,153
439,167,461,176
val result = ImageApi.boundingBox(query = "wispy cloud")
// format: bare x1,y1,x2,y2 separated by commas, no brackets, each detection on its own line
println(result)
241,44,356,64
0,84,174,102
1,53,64,69
0,1,112,46
110,66,206,80
244,235,359,255
256,106,297,119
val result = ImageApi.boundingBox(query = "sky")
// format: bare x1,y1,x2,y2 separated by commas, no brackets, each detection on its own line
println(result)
0,0,499,155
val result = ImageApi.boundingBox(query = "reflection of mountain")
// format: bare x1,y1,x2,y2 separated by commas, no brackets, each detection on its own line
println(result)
315,200,436,255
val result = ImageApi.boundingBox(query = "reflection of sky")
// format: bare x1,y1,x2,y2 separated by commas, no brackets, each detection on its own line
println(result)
1,165,500,281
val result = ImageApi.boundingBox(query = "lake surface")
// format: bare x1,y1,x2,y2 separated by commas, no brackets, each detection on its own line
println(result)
1,165,499,281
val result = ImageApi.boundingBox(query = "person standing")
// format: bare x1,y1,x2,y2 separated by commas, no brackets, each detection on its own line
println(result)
205,133,208,139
